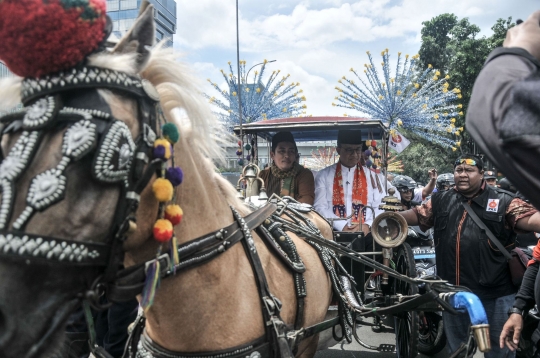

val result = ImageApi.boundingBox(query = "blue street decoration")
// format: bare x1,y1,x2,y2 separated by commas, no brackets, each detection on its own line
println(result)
206,60,308,130
333,49,463,150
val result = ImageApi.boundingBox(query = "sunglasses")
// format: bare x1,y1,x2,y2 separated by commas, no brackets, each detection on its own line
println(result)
397,187,414,193
454,158,477,167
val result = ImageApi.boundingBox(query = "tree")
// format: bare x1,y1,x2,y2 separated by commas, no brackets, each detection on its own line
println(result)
393,140,454,184
418,13,458,76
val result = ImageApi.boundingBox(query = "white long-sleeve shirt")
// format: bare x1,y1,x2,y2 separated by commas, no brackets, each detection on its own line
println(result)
314,163,399,231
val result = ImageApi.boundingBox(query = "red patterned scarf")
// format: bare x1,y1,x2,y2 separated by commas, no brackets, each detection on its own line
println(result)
332,162,368,224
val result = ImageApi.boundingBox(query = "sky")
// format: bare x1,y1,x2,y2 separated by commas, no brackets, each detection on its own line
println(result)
173,0,539,118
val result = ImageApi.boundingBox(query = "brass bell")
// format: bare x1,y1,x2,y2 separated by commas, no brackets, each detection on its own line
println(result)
258,187,269,201
243,165,257,179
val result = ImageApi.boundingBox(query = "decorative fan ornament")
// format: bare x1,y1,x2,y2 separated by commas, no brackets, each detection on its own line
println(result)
334,49,462,148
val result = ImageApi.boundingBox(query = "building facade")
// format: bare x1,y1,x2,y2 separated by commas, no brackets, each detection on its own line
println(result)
106,0,177,47
0,63,10,78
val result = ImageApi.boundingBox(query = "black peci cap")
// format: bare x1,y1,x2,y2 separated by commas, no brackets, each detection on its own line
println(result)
271,131,297,151
337,130,362,146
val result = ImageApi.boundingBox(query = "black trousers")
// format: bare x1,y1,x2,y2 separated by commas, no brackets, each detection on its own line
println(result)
61,297,138,358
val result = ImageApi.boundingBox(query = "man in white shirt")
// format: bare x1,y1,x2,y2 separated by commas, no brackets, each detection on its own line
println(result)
314,130,399,234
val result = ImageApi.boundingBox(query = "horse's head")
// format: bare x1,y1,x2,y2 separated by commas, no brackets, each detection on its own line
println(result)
0,2,220,357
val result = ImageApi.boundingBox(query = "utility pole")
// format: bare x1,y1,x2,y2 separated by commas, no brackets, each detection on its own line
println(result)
236,0,243,160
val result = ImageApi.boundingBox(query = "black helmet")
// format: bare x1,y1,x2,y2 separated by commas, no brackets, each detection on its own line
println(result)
498,177,516,193
392,175,417,193
436,173,455,191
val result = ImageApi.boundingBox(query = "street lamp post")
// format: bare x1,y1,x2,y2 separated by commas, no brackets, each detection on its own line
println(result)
235,0,243,160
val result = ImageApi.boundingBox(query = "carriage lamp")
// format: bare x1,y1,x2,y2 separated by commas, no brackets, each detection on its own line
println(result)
372,189,409,285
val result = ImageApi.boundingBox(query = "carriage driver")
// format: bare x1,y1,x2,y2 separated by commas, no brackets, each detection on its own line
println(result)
258,131,315,204
314,129,399,234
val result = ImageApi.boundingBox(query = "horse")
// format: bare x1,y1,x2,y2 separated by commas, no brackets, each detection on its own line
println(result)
0,3,336,358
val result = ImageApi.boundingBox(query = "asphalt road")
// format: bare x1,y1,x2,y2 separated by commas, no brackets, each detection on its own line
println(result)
315,321,483,358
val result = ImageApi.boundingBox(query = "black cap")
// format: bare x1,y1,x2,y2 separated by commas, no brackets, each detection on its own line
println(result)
271,131,297,151
484,170,497,179
337,130,362,146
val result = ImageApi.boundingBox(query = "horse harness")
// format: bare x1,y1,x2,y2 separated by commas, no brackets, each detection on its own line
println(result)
0,66,360,358
121,197,361,358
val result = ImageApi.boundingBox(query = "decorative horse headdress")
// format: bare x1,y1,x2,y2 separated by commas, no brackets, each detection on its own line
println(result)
0,0,184,312
0,0,108,78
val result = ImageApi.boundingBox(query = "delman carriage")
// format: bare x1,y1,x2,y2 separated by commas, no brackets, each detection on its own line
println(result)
0,1,491,358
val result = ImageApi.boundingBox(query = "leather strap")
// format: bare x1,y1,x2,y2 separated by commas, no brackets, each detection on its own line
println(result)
461,202,512,260
107,204,277,302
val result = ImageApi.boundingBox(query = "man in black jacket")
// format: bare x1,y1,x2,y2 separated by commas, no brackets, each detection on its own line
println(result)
398,153,540,357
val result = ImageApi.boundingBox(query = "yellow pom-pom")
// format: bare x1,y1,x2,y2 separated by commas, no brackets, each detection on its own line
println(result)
450,118,456,123
428,64,433,68
452,147,457,152
153,178,174,202
397,119,403,126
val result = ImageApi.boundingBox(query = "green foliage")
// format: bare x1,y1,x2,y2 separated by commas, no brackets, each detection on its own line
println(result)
418,13,458,76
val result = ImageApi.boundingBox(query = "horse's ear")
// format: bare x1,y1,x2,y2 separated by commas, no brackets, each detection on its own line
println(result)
112,1,155,72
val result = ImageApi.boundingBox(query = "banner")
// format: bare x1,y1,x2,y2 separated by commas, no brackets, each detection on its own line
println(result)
388,130,410,153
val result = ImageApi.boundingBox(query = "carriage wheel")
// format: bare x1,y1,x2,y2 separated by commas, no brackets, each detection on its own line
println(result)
393,243,419,357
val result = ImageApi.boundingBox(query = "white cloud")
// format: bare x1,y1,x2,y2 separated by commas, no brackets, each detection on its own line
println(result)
175,0,540,117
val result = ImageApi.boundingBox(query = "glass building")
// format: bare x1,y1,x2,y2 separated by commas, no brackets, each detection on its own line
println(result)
107,0,177,47
0,63,11,79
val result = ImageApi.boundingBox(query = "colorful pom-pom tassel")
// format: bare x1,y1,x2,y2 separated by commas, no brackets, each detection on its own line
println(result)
371,140,377,147
162,123,180,144
153,139,172,160
364,149,371,157
244,144,252,151
236,149,242,156
366,159,373,167
237,140,242,146
141,259,161,312
166,167,184,187
165,204,183,225
153,178,174,202
153,219,173,242
238,159,244,166
246,154,251,161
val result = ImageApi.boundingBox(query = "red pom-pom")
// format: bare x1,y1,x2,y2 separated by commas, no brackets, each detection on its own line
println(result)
0,0,107,78
153,219,173,242
165,205,183,226
371,140,377,147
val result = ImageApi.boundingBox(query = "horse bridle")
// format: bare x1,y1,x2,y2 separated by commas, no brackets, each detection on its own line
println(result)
0,65,165,306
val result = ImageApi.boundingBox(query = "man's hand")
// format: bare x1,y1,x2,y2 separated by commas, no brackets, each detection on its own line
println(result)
428,168,438,180
504,10,540,61
342,223,371,234
342,224,359,232
499,314,523,351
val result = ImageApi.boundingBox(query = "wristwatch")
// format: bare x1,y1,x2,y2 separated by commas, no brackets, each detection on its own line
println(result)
507,307,524,317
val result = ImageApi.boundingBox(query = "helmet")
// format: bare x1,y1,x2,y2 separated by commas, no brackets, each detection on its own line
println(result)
436,173,455,191
498,177,516,193
392,175,417,193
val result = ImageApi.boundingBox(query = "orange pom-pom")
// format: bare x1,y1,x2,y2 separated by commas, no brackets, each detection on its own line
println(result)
165,205,183,226
153,219,173,242
152,178,173,202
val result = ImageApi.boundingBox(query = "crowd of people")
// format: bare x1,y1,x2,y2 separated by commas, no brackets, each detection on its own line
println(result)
258,128,540,357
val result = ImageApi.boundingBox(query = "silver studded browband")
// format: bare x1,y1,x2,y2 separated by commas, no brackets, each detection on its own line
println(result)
0,65,159,265
20,66,154,105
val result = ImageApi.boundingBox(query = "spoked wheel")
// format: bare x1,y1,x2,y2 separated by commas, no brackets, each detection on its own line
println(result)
418,312,446,355
393,243,419,357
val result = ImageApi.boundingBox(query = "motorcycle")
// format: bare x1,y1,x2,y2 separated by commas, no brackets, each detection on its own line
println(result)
407,226,447,356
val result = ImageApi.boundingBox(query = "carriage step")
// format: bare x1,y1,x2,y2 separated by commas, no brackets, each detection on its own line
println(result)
377,344,395,352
